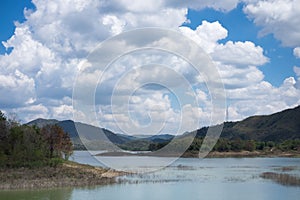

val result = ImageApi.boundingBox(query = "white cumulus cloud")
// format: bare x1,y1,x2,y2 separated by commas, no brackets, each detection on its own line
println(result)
244,0,300,47
0,70,36,108
294,47,300,58
212,41,269,66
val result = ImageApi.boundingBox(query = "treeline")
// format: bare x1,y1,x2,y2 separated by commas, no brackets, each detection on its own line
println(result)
146,137,300,152
0,111,73,168
188,138,300,152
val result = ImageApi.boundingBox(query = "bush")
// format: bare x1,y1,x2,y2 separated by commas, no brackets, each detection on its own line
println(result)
244,140,256,152
0,151,7,167
48,158,64,167
256,142,265,150
230,139,244,152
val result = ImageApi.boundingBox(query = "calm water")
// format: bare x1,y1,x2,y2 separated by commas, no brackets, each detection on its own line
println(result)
1,151,300,200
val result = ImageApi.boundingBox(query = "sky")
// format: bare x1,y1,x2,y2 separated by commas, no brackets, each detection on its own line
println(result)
0,0,300,135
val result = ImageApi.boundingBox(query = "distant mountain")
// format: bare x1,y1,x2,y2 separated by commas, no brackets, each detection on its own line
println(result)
126,134,174,141
194,105,300,142
26,118,171,150
116,134,174,151
57,120,129,144
27,119,131,150
27,105,300,151
145,134,174,143
27,118,59,128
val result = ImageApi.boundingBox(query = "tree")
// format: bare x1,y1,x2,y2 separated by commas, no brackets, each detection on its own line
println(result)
41,125,73,159
61,132,73,160
0,111,8,166
230,139,244,152
0,110,74,167
267,141,275,148
244,140,256,152
0,111,8,147
256,141,265,150
22,125,48,162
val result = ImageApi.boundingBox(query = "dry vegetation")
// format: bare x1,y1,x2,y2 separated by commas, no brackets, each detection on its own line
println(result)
0,161,124,190
260,172,300,187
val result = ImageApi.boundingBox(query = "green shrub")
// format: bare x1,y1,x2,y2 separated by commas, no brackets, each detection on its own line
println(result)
48,158,63,167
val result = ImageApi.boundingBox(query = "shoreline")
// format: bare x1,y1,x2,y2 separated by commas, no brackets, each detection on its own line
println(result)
2,151,299,190
186,150,300,158
95,150,300,158
0,161,125,191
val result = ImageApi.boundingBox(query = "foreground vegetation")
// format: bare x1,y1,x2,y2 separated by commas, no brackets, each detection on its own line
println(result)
0,161,122,190
0,111,124,190
0,111,73,168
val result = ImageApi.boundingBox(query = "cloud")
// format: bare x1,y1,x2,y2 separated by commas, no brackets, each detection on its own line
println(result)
212,41,269,66
180,21,268,67
0,0,190,122
294,47,300,58
0,0,299,134
164,0,240,12
11,104,49,123
180,20,228,53
226,77,300,119
0,70,36,108
51,104,74,120
180,20,300,121
294,66,300,89
97,91,182,135
294,66,300,77
244,0,300,47
180,21,267,90
1,25,55,76
217,64,265,89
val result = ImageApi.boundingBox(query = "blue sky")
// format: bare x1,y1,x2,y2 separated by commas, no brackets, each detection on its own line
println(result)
0,0,35,54
0,0,300,134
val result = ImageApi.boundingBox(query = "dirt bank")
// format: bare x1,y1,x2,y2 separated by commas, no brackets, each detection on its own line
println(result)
0,161,124,190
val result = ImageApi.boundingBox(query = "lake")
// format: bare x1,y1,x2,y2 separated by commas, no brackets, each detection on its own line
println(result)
1,151,300,200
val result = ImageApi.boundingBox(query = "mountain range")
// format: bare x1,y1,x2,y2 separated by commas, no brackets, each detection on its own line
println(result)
27,118,174,150
27,105,300,150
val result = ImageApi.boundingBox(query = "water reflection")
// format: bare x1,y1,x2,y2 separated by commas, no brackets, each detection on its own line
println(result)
0,188,72,200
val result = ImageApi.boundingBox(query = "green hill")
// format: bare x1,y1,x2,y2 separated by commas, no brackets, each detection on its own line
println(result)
195,105,300,142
